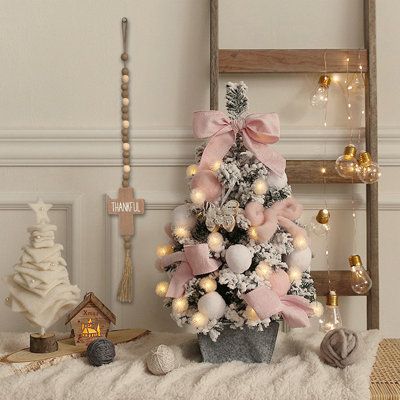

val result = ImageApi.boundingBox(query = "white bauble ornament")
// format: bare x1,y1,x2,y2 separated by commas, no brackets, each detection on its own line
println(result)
172,204,195,229
268,172,288,190
198,292,226,320
286,247,312,272
225,244,252,273
146,345,177,375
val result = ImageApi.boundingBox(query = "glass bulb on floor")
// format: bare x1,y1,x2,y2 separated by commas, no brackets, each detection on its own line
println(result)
310,75,331,108
357,152,381,184
348,255,372,294
319,291,342,333
335,144,359,178
308,209,330,236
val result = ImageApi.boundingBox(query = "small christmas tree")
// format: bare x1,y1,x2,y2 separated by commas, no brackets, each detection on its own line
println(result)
4,199,80,351
155,83,317,361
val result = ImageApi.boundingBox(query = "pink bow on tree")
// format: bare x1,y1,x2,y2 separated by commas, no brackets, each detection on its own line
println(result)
245,197,308,243
158,244,220,298
243,269,313,328
193,111,286,176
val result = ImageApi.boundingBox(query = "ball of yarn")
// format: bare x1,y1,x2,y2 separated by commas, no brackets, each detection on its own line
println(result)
146,344,177,375
86,338,116,367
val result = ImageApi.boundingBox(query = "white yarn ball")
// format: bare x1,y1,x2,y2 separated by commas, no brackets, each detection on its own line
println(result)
286,247,312,272
146,344,177,375
225,244,252,273
198,292,226,320
268,172,288,190
172,204,196,229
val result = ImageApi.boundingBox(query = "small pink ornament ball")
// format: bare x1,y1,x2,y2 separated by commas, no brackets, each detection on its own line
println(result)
269,269,291,296
191,170,222,202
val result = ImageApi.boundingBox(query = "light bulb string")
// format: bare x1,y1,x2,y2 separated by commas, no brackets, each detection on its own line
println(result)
351,177,358,254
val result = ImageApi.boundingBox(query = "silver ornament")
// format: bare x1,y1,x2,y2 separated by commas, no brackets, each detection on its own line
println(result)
205,200,239,232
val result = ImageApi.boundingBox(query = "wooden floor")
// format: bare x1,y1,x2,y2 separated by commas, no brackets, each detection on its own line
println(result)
371,339,400,399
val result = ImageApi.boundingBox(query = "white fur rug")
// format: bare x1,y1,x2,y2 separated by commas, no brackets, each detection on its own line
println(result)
0,329,381,400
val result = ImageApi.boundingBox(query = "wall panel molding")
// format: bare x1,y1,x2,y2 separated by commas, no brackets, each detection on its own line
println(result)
0,127,399,166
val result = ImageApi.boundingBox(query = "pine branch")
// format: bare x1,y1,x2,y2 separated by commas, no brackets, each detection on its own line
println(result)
226,81,248,119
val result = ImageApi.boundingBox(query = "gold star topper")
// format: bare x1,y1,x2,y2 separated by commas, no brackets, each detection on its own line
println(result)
28,198,53,224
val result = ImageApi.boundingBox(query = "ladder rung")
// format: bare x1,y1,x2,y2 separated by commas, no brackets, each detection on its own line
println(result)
311,270,364,296
219,49,368,73
286,160,362,184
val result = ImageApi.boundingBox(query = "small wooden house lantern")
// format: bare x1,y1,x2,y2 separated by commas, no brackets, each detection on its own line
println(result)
65,292,116,347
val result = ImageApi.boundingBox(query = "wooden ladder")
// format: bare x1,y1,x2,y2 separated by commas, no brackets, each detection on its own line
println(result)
210,0,379,329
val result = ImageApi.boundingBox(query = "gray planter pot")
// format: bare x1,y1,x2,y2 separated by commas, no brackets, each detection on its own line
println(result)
198,321,279,363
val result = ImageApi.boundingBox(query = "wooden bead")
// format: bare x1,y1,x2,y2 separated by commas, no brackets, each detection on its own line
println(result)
122,113,129,120
122,98,130,106
123,158,130,165
123,165,131,173
122,68,129,75
121,83,128,90
121,106,129,113
123,236,131,243
121,90,129,98
121,52,128,61
122,137,129,143
123,143,130,151
122,121,130,129
122,75,129,83
122,180,129,187
121,128,129,135
123,151,130,157
124,241,131,249
123,172,130,179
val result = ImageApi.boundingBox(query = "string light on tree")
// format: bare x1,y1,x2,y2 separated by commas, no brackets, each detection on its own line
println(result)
357,151,381,184
207,232,224,252
190,188,206,206
252,178,268,195
348,255,372,294
319,290,342,333
155,281,169,297
288,267,302,284
191,311,208,328
335,144,359,178
311,301,324,318
210,160,222,172
172,297,189,315
245,305,259,321
173,225,191,239
248,227,258,241
186,164,198,177
199,276,217,293
293,235,308,251
156,244,174,258
255,261,272,280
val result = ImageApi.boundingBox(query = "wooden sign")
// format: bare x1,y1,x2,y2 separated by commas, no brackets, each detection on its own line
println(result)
106,187,145,236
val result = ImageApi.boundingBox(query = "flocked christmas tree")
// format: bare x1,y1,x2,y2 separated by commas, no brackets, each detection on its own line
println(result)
155,83,317,342
4,199,81,335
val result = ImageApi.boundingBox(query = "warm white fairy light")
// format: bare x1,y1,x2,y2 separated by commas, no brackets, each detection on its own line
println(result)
155,281,169,297
245,306,259,321
190,188,206,206
255,261,272,280
186,164,198,177
288,267,302,283
191,311,208,328
311,301,324,318
172,297,189,314
210,160,222,172
199,276,217,293
207,232,224,252
248,227,258,241
252,178,268,195
293,235,308,251
173,225,191,239
156,244,174,258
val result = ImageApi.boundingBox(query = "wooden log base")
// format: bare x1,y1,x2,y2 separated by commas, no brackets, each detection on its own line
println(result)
30,332,58,354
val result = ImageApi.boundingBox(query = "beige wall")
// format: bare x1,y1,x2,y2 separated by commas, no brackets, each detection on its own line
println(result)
0,1,399,337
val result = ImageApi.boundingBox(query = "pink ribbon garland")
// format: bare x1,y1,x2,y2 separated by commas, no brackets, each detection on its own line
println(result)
159,243,220,298
243,286,313,328
193,111,286,176
245,197,308,243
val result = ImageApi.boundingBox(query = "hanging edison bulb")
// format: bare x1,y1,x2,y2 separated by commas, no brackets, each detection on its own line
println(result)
335,144,359,178
357,151,381,184
308,209,330,237
310,75,331,108
348,255,372,294
319,290,342,333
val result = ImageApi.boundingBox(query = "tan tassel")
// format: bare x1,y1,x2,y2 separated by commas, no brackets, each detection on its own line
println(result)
117,245,133,303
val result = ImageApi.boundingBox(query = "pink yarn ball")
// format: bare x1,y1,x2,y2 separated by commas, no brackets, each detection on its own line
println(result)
191,170,222,202
269,269,291,296
244,202,264,226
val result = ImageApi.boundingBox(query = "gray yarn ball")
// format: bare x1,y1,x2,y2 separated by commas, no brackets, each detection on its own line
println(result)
146,344,177,375
86,338,116,367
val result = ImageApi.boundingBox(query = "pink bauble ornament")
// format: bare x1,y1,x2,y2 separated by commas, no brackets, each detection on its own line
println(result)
244,202,264,226
269,269,291,296
191,170,222,202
